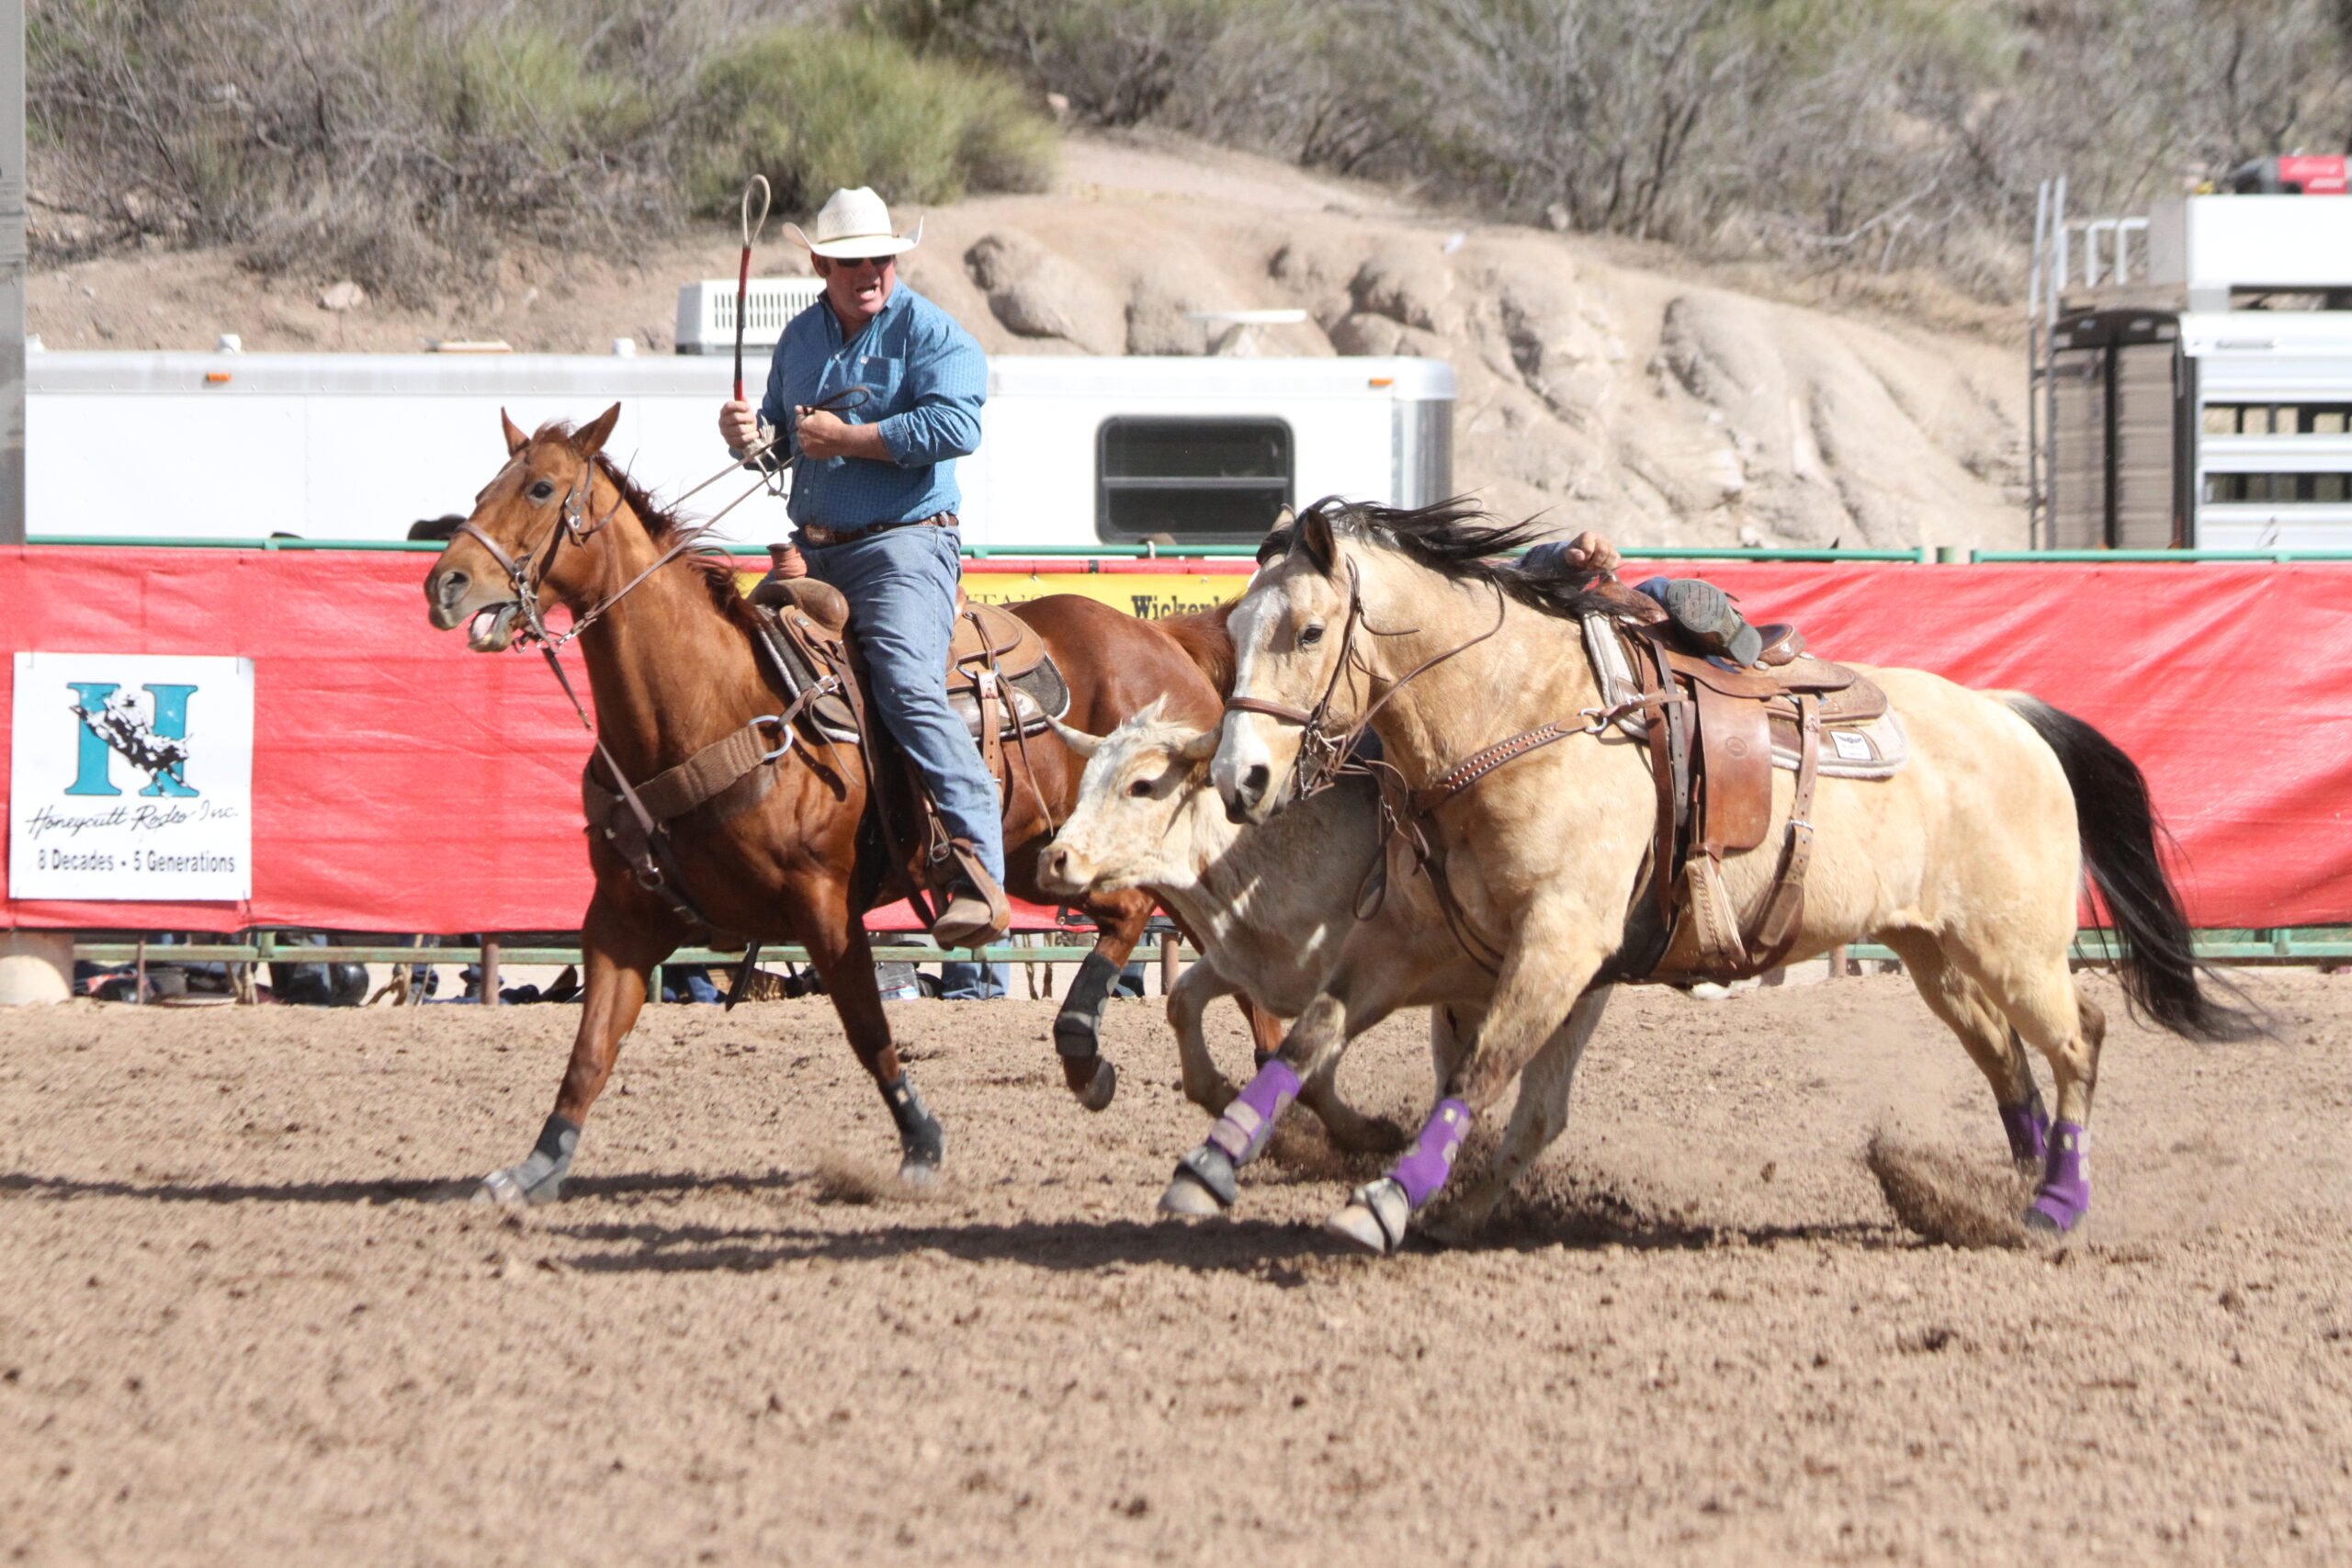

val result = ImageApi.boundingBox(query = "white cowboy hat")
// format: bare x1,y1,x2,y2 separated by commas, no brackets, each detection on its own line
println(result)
781,186,923,259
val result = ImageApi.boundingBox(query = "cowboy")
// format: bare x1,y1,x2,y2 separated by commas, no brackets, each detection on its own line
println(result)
1525,530,1764,667
718,186,1009,948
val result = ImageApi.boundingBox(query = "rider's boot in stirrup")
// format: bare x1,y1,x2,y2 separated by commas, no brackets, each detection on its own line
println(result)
932,839,1011,951
1658,578,1764,669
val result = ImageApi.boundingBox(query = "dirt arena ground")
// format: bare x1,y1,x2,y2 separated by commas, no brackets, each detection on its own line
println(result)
2,968,2347,1566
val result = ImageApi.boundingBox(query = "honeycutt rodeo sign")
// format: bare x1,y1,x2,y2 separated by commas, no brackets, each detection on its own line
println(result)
7,652,254,901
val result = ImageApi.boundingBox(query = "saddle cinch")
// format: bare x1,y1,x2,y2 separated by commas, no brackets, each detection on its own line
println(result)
1575,593,1910,983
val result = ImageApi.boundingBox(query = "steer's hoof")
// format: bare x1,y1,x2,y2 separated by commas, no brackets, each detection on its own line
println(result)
1324,1178,1411,1255
1075,1058,1118,1113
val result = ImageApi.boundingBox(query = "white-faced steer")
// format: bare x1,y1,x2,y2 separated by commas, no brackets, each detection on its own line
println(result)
1035,700,1610,1232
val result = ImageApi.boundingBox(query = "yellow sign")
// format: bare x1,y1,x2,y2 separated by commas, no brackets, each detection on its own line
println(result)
962,570,1252,619
733,563,1256,621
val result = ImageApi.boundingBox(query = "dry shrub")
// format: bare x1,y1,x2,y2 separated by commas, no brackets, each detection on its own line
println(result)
28,0,1055,302
692,26,1055,215
890,0,2352,299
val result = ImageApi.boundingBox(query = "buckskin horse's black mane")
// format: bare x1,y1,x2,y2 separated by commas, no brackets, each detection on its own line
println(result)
1260,496,1637,623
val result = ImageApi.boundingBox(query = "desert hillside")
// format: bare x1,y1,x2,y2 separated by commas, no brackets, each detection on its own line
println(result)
28,131,2029,550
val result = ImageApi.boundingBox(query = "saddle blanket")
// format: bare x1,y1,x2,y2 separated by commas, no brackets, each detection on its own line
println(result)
1580,613,1908,780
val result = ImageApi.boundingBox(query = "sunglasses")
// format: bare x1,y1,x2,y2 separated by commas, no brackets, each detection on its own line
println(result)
829,253,897,272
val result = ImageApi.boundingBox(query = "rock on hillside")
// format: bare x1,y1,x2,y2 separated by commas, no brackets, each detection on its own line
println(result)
913,138,2026,549
26,130,2028,549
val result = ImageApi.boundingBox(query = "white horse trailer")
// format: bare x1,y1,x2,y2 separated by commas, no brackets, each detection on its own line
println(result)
24,343,1453,551
2030,175,2352,550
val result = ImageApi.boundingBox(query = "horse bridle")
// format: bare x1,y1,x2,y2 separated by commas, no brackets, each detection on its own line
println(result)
1220,556,1510,803
457,384,880,657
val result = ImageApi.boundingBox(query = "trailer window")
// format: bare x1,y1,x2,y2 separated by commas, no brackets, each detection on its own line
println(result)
1095,418,1293,543
2203,471,2352,502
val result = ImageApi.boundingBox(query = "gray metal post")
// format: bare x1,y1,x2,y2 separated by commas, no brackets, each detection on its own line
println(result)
0,0,22,546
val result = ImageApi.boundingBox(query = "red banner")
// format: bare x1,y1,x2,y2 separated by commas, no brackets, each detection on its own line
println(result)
5,547,2348,931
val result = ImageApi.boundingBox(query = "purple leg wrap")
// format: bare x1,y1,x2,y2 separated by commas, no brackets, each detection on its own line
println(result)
1390,1099,1473,1211
2028,1121,2090,1231
1999,1098,2051,1167
1204,1057,1302,1167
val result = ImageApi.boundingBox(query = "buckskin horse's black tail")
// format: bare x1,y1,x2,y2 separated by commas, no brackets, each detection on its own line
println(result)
2004,695,2264,1042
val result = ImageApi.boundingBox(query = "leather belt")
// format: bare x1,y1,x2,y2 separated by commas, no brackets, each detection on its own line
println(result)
799,511,956,548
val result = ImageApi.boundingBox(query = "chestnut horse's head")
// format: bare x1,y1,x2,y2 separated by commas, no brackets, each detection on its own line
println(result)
424,403,623,652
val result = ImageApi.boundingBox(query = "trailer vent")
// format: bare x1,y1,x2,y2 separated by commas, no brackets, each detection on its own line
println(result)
674,278,828,355
1094,417,1293,543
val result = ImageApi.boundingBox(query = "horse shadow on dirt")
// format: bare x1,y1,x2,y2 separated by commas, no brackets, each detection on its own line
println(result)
0,1166,1890,1267
537,1186,1888,1277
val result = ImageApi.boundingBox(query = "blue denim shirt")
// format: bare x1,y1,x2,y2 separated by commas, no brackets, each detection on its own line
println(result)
758,284,987,531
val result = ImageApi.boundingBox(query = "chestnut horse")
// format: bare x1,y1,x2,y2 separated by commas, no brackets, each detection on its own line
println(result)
423,405,1257,1201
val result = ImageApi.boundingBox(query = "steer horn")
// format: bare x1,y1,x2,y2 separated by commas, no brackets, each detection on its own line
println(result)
1176,726,1222,762
1049,716,1105,758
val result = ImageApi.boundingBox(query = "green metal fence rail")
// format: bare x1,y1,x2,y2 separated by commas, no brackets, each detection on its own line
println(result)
31,536,2352,565
25,536,1939,561
70,926,2352,983
1970,548,2352,564
74,940,1112,967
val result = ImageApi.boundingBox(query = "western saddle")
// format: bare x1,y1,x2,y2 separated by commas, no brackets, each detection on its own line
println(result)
1404,580,1904,985
576,550,1068,937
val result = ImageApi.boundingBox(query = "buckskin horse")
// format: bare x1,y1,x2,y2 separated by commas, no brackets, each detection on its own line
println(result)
1172,498,2254,1251
423,405,1289,1201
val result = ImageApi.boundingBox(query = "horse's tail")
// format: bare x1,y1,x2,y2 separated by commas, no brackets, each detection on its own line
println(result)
2002,694,2263,1042
1159,600,1238,696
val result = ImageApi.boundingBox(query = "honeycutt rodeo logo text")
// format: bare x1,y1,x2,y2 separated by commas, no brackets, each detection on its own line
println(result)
22,798,243,841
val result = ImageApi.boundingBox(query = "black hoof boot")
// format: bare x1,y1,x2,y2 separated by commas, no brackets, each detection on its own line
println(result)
1159,1143,1238,1217
473,1113,579,1208
1053,951,1123,1063
883,1073,944,1184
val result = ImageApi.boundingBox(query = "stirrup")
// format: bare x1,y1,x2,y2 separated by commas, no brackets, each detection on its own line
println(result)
930,839,1009,950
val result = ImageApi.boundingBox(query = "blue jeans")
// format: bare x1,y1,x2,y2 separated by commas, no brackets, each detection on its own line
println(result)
937,961,1011,999
798,523,1005,884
